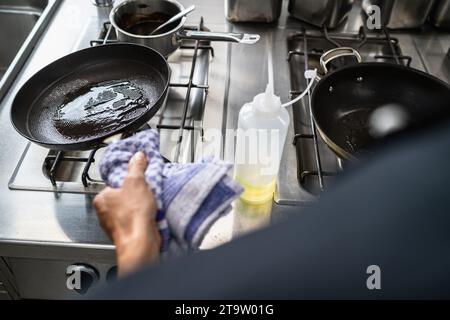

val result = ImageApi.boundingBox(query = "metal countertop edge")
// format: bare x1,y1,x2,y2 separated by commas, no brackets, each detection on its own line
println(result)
0,239,115,261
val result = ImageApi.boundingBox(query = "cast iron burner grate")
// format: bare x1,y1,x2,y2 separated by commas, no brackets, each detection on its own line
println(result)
287,25,413,193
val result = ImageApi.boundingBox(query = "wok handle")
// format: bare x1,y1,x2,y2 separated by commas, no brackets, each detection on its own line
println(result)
319,47,362,75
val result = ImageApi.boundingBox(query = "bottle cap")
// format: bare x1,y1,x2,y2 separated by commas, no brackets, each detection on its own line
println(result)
253,84,282,115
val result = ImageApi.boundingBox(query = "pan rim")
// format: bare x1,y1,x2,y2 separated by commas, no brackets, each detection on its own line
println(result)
314,61,450,91
311,62,450,161
11,43,171,150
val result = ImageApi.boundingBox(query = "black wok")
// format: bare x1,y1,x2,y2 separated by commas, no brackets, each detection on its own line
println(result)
11,43,170,151
311,47,450,160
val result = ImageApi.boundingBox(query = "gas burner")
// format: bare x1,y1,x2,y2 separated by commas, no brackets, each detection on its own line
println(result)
9,18,213,194
286,26,412,195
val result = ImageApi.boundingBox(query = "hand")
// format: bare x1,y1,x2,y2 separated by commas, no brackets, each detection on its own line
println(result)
93,152,161,278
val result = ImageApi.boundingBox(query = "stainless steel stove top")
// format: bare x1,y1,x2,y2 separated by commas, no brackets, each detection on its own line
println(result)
0,0,448,287
9,19,212,194
6,1,450,208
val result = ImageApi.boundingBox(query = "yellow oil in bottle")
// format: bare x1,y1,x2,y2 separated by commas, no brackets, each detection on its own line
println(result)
235,176,277,205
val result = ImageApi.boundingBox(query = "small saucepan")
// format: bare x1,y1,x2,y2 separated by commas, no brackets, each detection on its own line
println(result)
110,0,261,57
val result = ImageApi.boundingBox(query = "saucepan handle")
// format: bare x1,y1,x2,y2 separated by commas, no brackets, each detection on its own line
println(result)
177,30,260,44
317,47,362,80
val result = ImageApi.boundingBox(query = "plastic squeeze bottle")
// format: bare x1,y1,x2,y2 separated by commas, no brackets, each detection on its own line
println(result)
234,84,290,204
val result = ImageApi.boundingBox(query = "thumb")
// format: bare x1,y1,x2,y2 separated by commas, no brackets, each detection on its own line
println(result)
128,151,148,176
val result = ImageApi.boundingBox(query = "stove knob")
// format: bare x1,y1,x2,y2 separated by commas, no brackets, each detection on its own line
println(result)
66,264,100,295
106,266,118,284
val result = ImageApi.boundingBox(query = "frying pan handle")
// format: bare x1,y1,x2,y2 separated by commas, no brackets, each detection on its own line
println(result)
102,133,125,145
319,47,362,76
101,128,152,146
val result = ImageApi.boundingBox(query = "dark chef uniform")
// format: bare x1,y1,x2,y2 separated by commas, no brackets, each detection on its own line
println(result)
96,120,450,299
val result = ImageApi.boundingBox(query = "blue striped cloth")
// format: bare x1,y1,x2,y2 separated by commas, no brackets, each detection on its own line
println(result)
99,129,243,254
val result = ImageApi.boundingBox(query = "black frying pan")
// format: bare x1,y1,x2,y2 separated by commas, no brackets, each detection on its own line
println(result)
11,43,170,151
311,47,450,160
